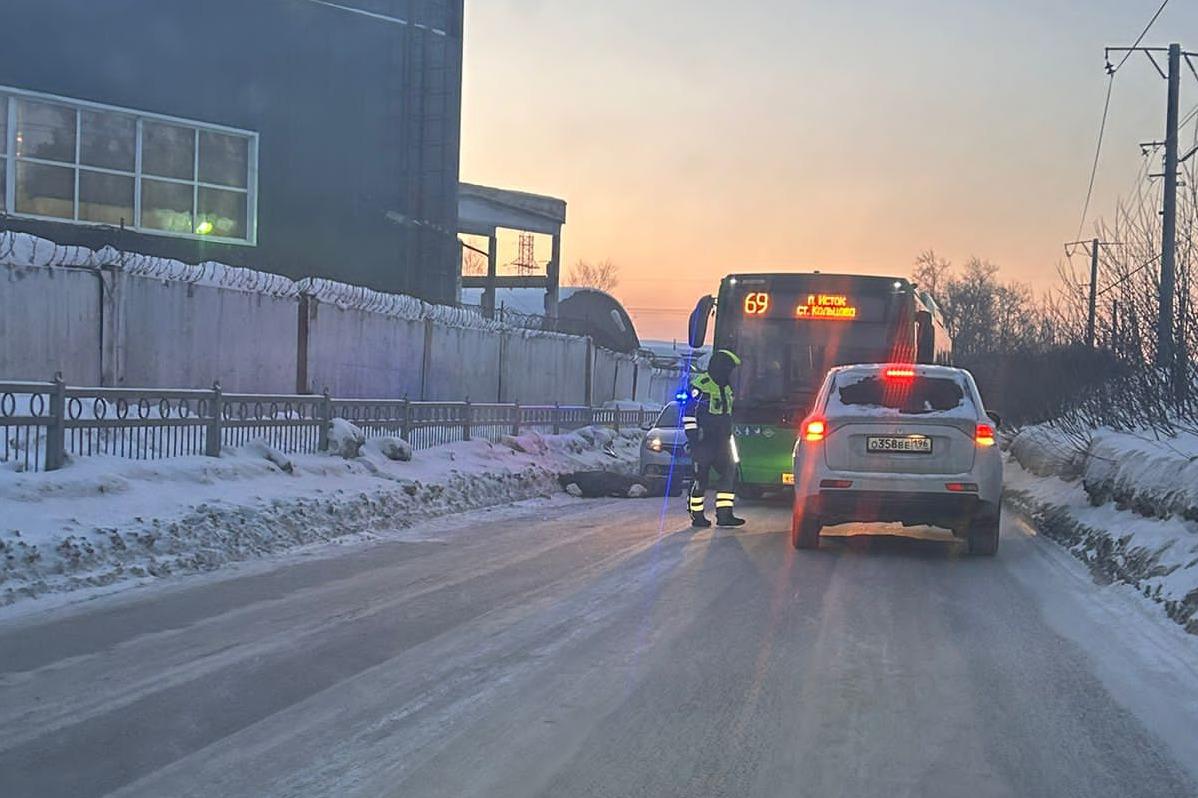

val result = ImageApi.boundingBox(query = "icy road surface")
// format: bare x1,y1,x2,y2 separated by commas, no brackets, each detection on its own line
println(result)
2,497,1197,797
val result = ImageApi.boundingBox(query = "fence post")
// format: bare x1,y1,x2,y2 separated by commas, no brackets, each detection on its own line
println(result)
204,381,223,458
463,397,472,441
553,400,561,435
512,400,521,436
401,395,412,441
318,387,332,452
44,373,66,471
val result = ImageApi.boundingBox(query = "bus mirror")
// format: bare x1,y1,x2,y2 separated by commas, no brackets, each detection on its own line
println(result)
915,309,934,363
688,295,715,348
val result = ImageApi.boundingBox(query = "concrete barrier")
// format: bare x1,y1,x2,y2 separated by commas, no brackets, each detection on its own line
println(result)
118,273,298,393
0,262,102,384
300,296,426,398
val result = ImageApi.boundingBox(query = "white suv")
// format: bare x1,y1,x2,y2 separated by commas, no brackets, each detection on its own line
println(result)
791,364,1003,555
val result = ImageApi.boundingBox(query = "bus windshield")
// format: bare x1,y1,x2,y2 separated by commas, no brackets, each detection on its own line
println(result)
713,276,919,407
726,319,900,403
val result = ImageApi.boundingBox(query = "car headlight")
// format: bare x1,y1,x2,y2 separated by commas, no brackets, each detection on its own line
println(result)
647,437,663,452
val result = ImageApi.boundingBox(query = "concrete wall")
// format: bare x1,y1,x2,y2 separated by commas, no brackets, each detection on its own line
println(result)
0,253,676,406
592,350,638,406
422,325,502,401
500,332,589,405
117,275,298,393
0,263,102,384
301,300,426,398
645,367,685,405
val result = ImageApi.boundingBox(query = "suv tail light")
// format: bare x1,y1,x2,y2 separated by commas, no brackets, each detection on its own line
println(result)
802,417,826,442
975,423,996,447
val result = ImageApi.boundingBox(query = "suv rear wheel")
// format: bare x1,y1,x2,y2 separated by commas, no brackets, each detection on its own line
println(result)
792,513,821,550
967,506,1000,556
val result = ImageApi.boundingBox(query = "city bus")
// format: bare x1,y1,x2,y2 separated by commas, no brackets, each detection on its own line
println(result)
685,273,951,495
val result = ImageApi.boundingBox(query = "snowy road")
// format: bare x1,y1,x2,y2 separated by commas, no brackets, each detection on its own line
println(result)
2,497,1198,797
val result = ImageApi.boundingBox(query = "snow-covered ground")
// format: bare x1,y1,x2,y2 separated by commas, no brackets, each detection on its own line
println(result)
0,424,643,608
1006,424,1198,633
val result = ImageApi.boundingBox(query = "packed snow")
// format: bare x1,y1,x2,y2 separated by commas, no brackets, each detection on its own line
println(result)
1007,424,1198,633
0,423,644,608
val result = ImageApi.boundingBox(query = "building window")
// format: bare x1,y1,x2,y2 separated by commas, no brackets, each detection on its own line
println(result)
1,87,257,244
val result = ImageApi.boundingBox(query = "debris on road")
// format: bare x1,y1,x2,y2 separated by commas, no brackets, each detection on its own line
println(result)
557,470,678,498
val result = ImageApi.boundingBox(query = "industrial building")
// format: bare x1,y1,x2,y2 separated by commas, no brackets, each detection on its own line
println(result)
0,0,464,303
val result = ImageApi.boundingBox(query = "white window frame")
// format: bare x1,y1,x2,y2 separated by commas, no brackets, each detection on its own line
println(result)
0,85,258,246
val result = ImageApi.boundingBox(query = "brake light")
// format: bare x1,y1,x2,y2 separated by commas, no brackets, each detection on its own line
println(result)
884,367,916,379
975,423,996,447
802,417,826,442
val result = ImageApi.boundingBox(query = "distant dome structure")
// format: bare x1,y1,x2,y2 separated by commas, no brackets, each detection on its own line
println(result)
461,286,640,353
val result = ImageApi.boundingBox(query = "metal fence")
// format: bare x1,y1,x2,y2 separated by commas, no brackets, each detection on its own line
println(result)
0,378,658,472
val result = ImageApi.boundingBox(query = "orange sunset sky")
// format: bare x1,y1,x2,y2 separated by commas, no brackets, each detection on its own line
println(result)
461,0,1198,340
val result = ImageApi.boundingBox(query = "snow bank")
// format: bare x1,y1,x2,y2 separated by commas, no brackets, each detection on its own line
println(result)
1083,430,1198,522
1008,424,1087,479
1005,464,1198,634
0,426,642,608
1006,424,1198,634
1010,424,1198,519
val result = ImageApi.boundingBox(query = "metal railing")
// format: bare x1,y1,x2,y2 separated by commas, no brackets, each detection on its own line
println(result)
0,377,658,472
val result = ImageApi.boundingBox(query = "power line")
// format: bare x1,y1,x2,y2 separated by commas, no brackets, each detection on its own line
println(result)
1110,0,1172,73
1096,253,1161,297
1076,73,1115,241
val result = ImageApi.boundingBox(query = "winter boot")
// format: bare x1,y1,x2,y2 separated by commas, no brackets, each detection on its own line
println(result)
716,507,746,527
688,488,709,527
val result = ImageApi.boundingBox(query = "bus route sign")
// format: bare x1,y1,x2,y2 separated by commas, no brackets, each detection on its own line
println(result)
795,293,857,320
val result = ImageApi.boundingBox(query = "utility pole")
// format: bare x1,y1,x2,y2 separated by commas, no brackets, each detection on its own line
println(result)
1064,238,1115,349
1105,42,1196,381
1160,43,1181,368
1086,238,1100,348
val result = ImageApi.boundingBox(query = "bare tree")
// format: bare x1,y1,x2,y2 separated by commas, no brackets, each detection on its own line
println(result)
462,248,487,277
568,258,620,292
912,249,952,298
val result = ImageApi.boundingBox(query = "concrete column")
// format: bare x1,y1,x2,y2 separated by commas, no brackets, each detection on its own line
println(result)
483,231,498,319
584,336,594,406
545,231,561,319
99,265,127,386
296,293,313,393
420,318,434,400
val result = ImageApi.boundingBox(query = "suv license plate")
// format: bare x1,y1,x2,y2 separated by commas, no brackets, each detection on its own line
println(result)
867,435,933,454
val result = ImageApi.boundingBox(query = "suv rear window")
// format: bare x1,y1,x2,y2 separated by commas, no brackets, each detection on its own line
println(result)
833,374,968,415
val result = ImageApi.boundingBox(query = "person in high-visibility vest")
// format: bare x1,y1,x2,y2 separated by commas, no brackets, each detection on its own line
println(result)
681,349,745,527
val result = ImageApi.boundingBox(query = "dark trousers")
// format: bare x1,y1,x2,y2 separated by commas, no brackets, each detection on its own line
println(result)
688,444,736,514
